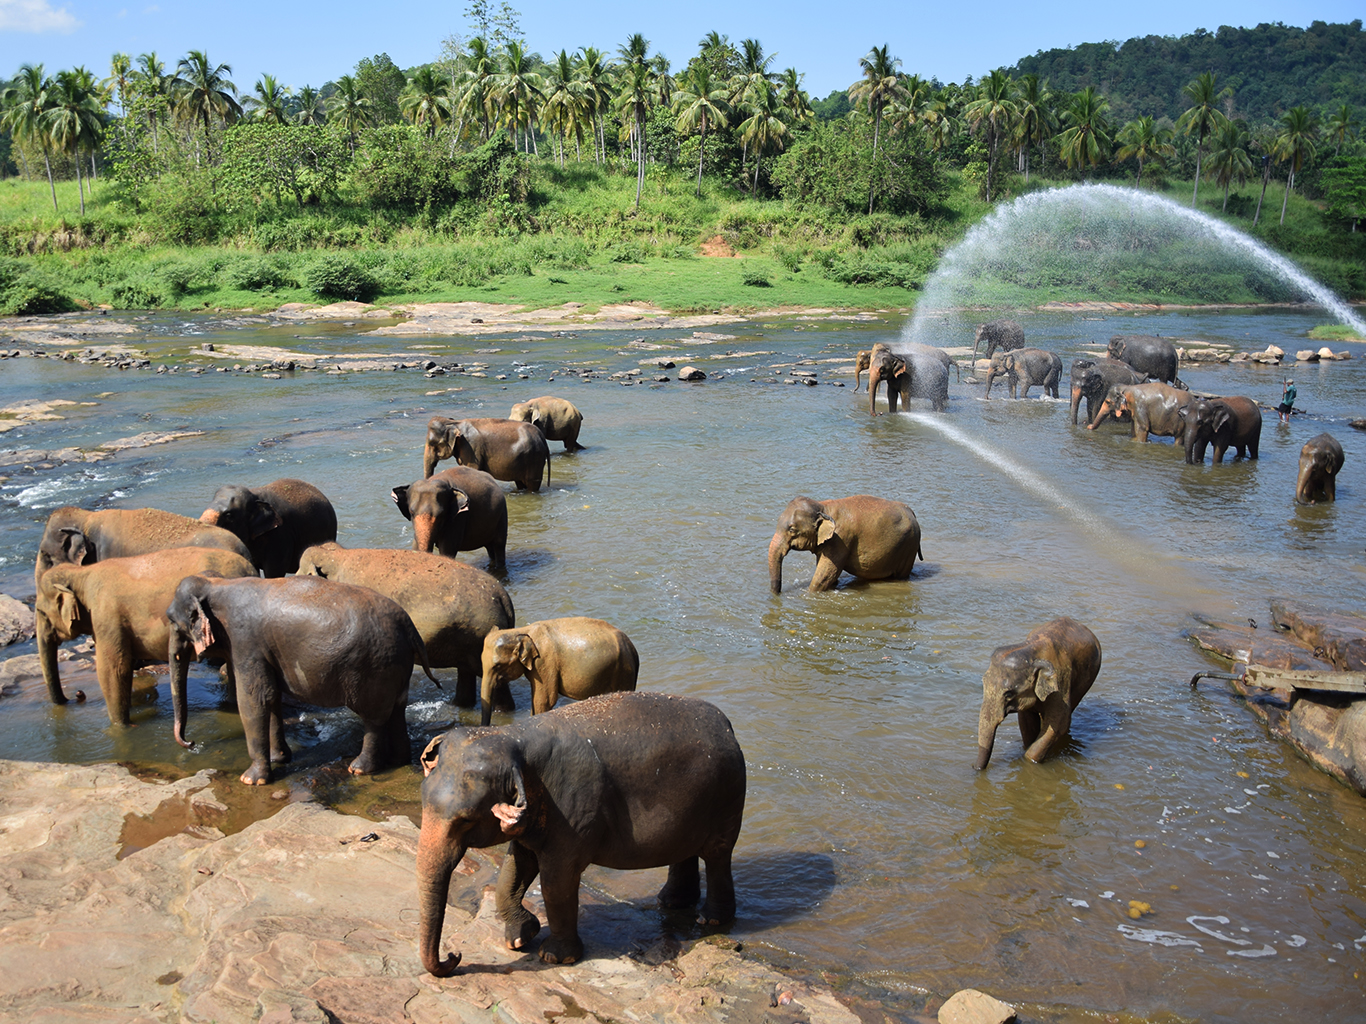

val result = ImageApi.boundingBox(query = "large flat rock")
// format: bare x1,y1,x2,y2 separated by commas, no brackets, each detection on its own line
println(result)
1270,599,1366,671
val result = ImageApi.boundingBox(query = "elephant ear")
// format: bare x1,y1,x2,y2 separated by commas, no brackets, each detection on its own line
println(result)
53,583,81,632
491,761,529,835
391,485,413,520
1033,661,1061,704
451,488,471,516
514,633,540,671
815,514,837,547
246,497,282,539
1213,407,1232,432
419,734,442,777
59,527,90,565
191,596,216,657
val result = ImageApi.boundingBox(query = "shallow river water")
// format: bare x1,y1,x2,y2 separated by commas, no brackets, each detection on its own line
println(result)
2,306,1364,1021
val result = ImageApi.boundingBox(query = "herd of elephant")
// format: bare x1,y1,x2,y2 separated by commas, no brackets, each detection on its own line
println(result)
860,319,1346,503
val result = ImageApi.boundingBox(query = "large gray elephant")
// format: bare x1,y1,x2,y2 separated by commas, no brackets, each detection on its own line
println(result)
297,542,515,709
975,617,1101,769
972,318,1025,360
198,478,337,577
1087,382,1199,441
509,396,584,452
1179,396,1262,464
1068,358,1143,425
768,495,922,593
423,416,550,491
984,348,1062,399
417,693,745,974
1107,335,1182,387
1296,433,1344,504
867,342,949,414
392,466,508,572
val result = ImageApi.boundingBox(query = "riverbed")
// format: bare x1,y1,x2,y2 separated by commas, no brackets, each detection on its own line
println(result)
2,306,1364,1022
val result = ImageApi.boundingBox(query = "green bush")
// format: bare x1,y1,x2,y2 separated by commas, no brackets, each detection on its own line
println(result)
0,262,79,315
741,266,772,287
226,256,295,291
111,280,163,308
305,254,379,302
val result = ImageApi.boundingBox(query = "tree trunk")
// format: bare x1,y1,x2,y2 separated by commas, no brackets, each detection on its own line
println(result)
696,119,707,198
1191,133,1203,207
43,150,57,212
1253,165,1270,227
1222,179,1230,213
868,107,883,215
633,117,644,211
76,156,85,215
1280,169,1292,225
753,150,761,195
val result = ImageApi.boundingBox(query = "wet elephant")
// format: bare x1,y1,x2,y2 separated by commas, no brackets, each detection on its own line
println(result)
198,478,337,577
768,495,922,593
1180,396,1262,464
392,466,508,573
423,416,550,491
1296,433,1344,504
1069,358,1143,425
975,617,1102,769
868,343,949,414
972,319,1025,361
1107,335,1181,387
416,692,745,974
1088,382,1199,442
509,396,584,452
984,348,1062,399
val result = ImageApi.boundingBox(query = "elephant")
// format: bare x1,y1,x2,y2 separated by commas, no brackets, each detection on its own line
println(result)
867,343,949,414
423,415,550,491
478,617,640,726
34,547,257,723
509,396,584,452
1087,382,1199,441
198,478,337,577
416,692,745,974
166,574,439,785
1107,335,1182,387
1179,396,1262,464
853,349,872,392
392,466,508,573
1069,358,1143,425
971,318,1025,360
984,348,1062,399
296,543,515,710
975,617,1102,769
1296,432,1345,504
768,495,922,593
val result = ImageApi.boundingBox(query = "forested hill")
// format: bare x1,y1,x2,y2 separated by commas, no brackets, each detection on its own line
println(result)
1010,20,1365,124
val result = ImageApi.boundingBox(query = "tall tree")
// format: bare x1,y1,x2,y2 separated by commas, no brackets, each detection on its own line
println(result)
400,66,454,137
1114,115,1174,187
1012,73,1053,181
133,52,170,155
673,64,730,196
494,40,542,153
327,76,370,156
46,67,105,214
171,50,242,166
613,42,654,210
293,85,326,125
776,67,813,126
1176,72,1229,208
541,50,586,164
1274,106,1319,225
1207,119,1252,211
456,37,497,140
576,46,612,165
104,54,133,118
245,74,291,124
736,80,789,195
1056,86,1112,176
1325,103,1359,157
848,44,905,213
354,54,407,125
1,63,58,210
965,69,1016,200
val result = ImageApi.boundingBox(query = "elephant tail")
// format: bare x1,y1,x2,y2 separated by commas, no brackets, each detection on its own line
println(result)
408,618,442,688
544,449,551,490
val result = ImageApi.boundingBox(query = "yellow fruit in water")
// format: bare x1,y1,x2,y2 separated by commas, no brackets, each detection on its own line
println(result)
1128,907,1142,919
1135,840,1146,849
1114,783,1125,790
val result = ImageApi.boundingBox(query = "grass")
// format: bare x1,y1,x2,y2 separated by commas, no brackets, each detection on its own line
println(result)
1308,324,1364,342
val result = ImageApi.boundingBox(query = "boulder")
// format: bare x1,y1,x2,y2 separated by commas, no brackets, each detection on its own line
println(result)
1318,347,1336,360
0,595,34,647
939,988,1016,1024
678,366,707,381
1266,344,1285,358
1296,350,1320,362
1269,599,1366,671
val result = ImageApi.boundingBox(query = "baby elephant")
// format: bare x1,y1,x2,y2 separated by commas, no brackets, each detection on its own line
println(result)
479,617,639,725
1296,432,1344,504
769,495,922,593
975,617,1101,769
509,396,584,451
985,348,1062,399
167,575,439,785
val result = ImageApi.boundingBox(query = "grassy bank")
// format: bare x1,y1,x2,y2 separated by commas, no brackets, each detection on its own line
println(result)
1,162,1362,318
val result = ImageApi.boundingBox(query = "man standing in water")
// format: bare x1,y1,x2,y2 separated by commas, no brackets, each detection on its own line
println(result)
1277,379,1296,423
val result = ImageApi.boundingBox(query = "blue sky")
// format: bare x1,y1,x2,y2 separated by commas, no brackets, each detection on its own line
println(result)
2,1,1362,99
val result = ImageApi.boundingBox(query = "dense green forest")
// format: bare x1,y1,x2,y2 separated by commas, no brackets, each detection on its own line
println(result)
0,13,1363,316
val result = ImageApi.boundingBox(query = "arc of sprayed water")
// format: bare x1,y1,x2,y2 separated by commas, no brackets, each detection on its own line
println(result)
906,183,1366,346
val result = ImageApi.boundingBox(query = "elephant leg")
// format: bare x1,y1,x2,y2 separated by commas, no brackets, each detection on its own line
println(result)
348,712,389,775
236,669,275,786
268,688,291,764
808,553,844,592
1017,709,1041,750
700,846,737,925
454,668,477,708
487,542,507,575
1326,476,1336,501
1212,444,1227,464
497,841,542,950
1134,425,1149,442
94,638,133,727
384,701,411,768
1025,704,1072,763
887,387,899,414
658,857,701,909
531,680,559,716
536,859,586,965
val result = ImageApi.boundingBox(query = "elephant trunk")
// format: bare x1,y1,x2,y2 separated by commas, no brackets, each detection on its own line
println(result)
422,444,440,480
479,669,508,726
169,630,192,747
867,367,882,415
417,811,465,977
767,532,788,594
975,697,1005,770
413,513,437,553
36,611,67,705
1295,461,1315,504
1069,385,1083,425
199,508,220,525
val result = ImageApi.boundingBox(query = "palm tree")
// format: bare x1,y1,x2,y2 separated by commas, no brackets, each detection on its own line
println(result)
327,74,370,155
576,46,612,165
245,74,291,124
134,52,170,155
1013,74,1053,181
400,66,453,137
888,73,941,146
171,51,242,166
1114,116,1174,188
614,56,654,210
1274,106,1319,225
965,69,1017,200
737,81,789,195
46,67,105,214
1207,119,1252,212
541,50,587,165
1325,103,1359,157
1176,72,1230,208
455,37,497,141
493,41,542,153
673,64,730,196
1056,86,1112,176
1,63,58,210
293,85,326,125
776,67,813,126
849,44,905,214
104,54,133,118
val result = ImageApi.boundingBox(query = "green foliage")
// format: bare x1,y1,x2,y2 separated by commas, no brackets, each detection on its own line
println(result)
771,120,948,215
225,255,295,291
0,258,78,314
351,125,467,209
741,265,771,287
217,124,347,210
354,53,407,125
305,254,379,301
111,279,163,309
1319,156,1366,228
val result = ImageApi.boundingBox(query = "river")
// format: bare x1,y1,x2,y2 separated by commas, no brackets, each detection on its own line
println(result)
2,306,1363,1021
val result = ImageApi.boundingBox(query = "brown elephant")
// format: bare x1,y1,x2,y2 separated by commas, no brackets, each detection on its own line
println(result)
1296,433,1344,504
509,396,584,451
423,415,550,491
867,343,950,414
1179,396,1262,464
866,343,909,414
1088,382,1199,441
297,543,515,709
971,318,1025,360
198,478,337,577
478,617,640,725
1068,358,1143,425
34,546,257,725
975,617,1102,769
392,466,508,572
768,495,923,593
853,349,872,392
984,348,1062,399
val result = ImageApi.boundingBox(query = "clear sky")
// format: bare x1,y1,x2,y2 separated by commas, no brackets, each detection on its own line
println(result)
2,0,1362,99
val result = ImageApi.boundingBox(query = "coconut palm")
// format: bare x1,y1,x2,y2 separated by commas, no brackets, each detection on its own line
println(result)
889,73,940,143
493,41,543,153
673,64,730,196
171,51,242,166
244,74,291,124
293,85,326,125
1,63,58,210
965,69,1017,200
1274,106,1319,225
614,56,654,210
576,46,612,165
541,50,587,164
455,37,497,141
104,54,133,118
1176,72,1230,208
776,67,812,126
1325,103,1359,157
1114,115,1174,188
327,75,370,155
1056,86,1112,175
737,80,789,196
1013,74,1053,181
46,67,105,214
133,52,170,154
400,65,453,137
848,44,903,161
1207,119,1252,212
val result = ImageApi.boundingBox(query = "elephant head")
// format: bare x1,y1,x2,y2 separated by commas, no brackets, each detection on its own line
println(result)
423,416,463,478
853,349,871,392
417,728,537,977
1106,338,1127,361
34,565,89,705
164,575,227,748
768,496,835,593
1180,399,1225,462
975,646,1060,770
1296,434,1344,504
296,542,340,579
478,628,538,726
508,402,549,434
866,344,908,415
1087,385,1129,429
393,478,471,554
199,485,281,544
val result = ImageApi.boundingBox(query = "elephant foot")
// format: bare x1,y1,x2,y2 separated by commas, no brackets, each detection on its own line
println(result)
538,935,582,965
240,763,272,786
270,744,292,765
657,878,701,910
348,752,382,775
699,897,736,926
453,679,477,708
504,912,541,951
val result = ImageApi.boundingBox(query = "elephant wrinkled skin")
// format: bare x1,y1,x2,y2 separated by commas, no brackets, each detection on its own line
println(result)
417,692,745,975
509,396,584,451
976,617,1102,769
867,342,949,414
985,348,1062,399
1088,382,1198,441
1069,358,1143,426
199,478,337,577
1296,433,1344,504
769,495,922,593
1180,396,1262,464
972,319,1025,360
423,415,550,491
392,466,508,572
1107,335,1182,387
